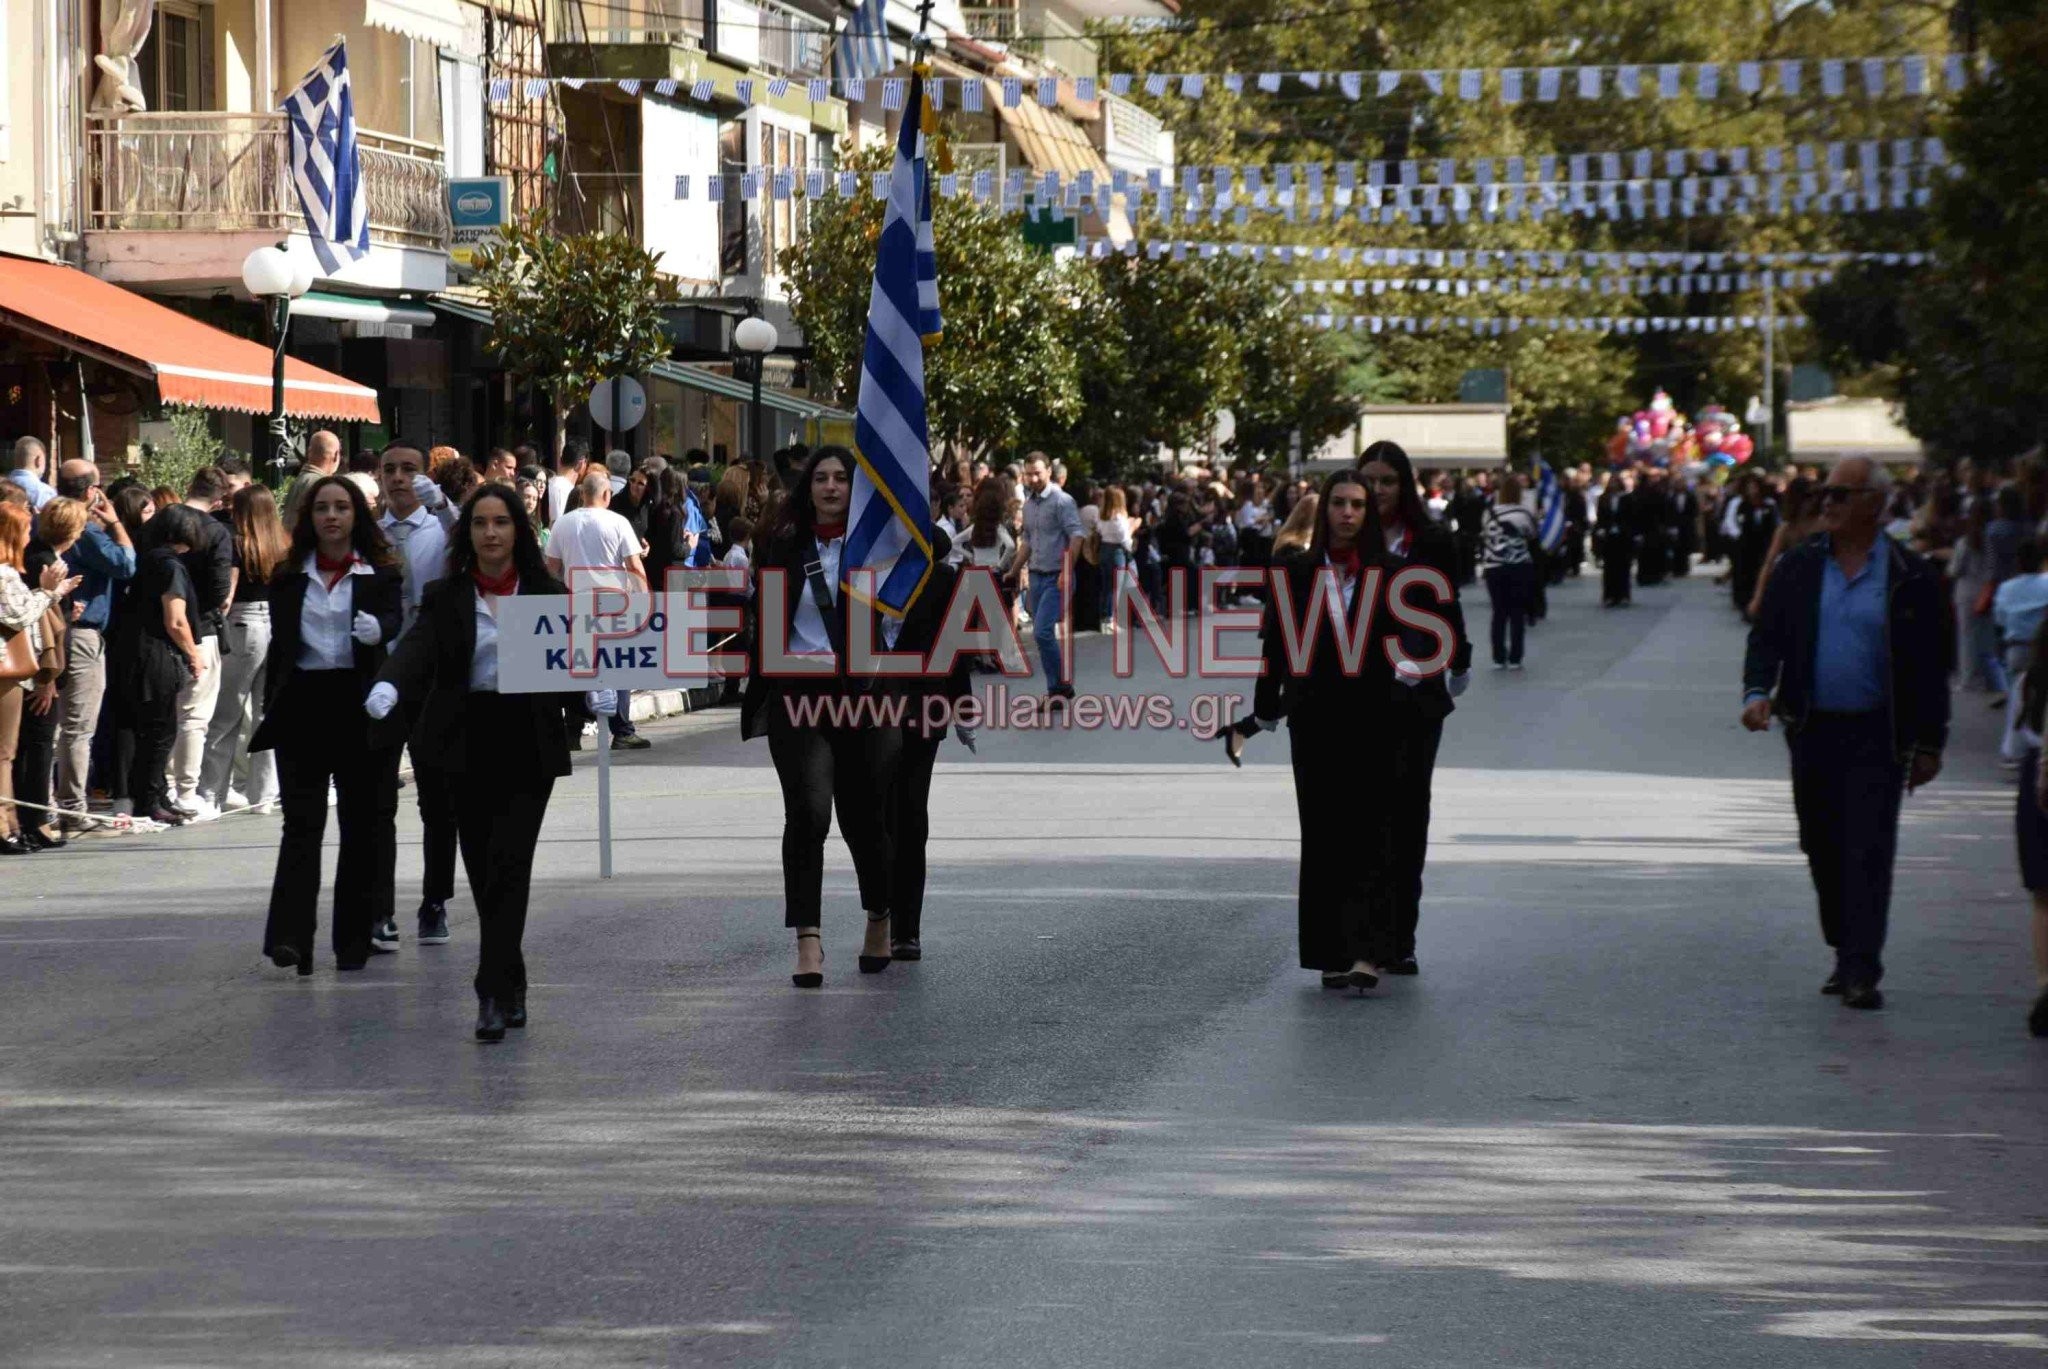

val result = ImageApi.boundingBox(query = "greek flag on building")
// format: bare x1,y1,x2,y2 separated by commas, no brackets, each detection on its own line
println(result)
843,66,941,616
284,40,369,275
1534,461,1567,552
832,0,891,84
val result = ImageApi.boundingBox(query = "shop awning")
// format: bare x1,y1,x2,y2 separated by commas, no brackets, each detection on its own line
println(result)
984,80,1132,244
363,0,466,50
0,256,382,423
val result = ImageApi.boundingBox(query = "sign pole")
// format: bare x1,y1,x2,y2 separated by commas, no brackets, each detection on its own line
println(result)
596,707,614,879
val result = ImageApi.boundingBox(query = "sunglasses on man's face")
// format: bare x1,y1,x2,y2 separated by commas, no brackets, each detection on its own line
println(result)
1819,486,1880,504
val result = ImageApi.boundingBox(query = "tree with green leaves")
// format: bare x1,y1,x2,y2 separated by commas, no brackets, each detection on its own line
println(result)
783,144,1085,465
471,209,679,445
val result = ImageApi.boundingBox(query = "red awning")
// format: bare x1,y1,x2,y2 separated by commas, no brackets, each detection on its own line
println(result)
0,254,381,424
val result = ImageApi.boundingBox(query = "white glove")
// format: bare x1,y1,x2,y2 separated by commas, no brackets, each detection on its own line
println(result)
1394,659,1424,688
411,473,446,511
351,611,381,646
954,721,978,753
1447,669,1470,699
364,682,399,720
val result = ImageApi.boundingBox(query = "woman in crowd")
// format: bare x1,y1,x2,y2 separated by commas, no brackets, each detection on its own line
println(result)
1271,491,1318,557
1356,442,1471,975
199,485,289,815
1097,486,1134,629
741,447,902,988
960,478,1023,672
15,499,86,849
1,504,80,854
1480,473,1539,670
1728,470,1778,618
1595,470,1636,607
1222,469,1397,991
250,477,403,974
517,467,551,551
1157,489,1196,611
643,467,695,586
108,504,202,828
1747,476,1817,621
368,483,574,1041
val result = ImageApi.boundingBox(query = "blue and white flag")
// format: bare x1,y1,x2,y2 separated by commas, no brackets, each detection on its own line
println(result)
1534,461,1567,552
832,0,890,85
283,39,368,275
843,66,938,617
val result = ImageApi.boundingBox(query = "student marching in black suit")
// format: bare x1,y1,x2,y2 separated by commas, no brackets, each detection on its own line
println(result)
368,484,574,1041
1595,476,1635,607
251,476,404,974
886,527,979,962
742,447,903,987
1222,468,1401,992
1355,442,1471,975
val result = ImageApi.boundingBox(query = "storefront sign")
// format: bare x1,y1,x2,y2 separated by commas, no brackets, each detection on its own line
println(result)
448,176,511,268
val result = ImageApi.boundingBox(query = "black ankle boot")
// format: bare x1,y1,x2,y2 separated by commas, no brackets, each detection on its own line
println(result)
504,988,527,1029
475,997,507,1042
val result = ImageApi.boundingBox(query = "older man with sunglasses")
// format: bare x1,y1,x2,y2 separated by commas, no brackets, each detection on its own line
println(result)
1741,457,1949,1011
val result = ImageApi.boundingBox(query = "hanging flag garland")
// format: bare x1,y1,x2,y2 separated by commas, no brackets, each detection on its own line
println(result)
1302,314,1812,334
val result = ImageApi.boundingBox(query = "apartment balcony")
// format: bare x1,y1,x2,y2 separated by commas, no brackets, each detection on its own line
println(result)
549,0,829,80
962,3,1098,80
82,112,451,294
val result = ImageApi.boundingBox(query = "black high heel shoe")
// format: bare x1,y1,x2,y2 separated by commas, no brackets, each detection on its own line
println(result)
504,988,527,1029
1220,715,1260,768
266,945,300,970
792,931,823,988
859,912,892,974
475,997,507,1041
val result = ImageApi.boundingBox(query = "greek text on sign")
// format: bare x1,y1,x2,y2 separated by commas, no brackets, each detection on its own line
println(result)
494,569,744,693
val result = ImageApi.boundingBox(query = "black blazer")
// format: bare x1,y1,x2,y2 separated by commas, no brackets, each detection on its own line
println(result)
249,561,405,753
1252,550,1399,724
892,531,975,737
1391,520,1473,694
1742,534,1949,760
373,574,575,779
740,529,898,741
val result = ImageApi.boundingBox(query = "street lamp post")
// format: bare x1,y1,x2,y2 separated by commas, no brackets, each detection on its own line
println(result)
734,314,778,464
240,243,314,483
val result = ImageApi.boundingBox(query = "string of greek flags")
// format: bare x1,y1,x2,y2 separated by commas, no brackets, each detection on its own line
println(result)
490,52,1982,107
1098,242,1928,269
1294,271,1835,298
676,166,1942,224
1306,314,1814,335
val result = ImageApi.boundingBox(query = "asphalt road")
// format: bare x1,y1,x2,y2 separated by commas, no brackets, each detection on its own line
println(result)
3,566,2045,1368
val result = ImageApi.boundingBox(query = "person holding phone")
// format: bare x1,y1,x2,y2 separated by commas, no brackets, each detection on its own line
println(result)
0,504,81,853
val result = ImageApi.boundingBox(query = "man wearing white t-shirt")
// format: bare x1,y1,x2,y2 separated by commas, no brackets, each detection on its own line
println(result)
545,438,589,527
546,471,652,750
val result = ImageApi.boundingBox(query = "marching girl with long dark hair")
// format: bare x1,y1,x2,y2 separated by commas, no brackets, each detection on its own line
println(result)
1356,441,1470,975
1222,468,1400,991
742,446,903,987
367,484,574,1041
251,476,404,973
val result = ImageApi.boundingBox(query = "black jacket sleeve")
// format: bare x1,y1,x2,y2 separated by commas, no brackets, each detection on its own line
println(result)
1900,561,1951,753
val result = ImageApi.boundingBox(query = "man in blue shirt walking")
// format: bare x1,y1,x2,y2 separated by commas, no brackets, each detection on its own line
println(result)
1016,453,1084,705
1742,457,1949,1011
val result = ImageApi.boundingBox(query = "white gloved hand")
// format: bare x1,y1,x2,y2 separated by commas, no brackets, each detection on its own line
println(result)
1394,659,1424,688
364,681,399,720
411,473,446,511
1447,669,1471,699
954,721,978,753
351,611,381,646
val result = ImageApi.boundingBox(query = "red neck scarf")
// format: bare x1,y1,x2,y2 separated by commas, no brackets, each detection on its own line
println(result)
472,565,518,598
315,551,357,591
1327,544,1363,577
814,520,847,542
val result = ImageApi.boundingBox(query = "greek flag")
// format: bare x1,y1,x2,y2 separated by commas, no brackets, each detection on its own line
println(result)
1534,461,1567,552
832,0,890,85
843,66,938,617
284,39,369,275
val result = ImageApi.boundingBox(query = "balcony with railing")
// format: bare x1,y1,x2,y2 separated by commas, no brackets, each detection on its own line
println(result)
751,0,831,80
86,113,451,251
549,0,708,46
962,3,1098,79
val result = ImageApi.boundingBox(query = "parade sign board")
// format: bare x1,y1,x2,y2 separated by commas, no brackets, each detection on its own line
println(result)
495,571,744,695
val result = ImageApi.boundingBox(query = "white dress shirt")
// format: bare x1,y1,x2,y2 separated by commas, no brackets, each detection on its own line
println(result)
297,554,370,670
379,504,449,629
789,533,901,657
471,586,504,691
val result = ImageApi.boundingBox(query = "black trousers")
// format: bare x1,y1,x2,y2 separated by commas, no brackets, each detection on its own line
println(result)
1637,536,1668,586
1384,711,1444,961
262,670,400,962
127,695,177,816
1787,711,1904,986
13,695,58,816
889,726,944,940
1599,539,1633,604
1483,562,1536,665
447,695,555,1000
413,761,459,905
1290,714,1394,971
767,697,900,927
